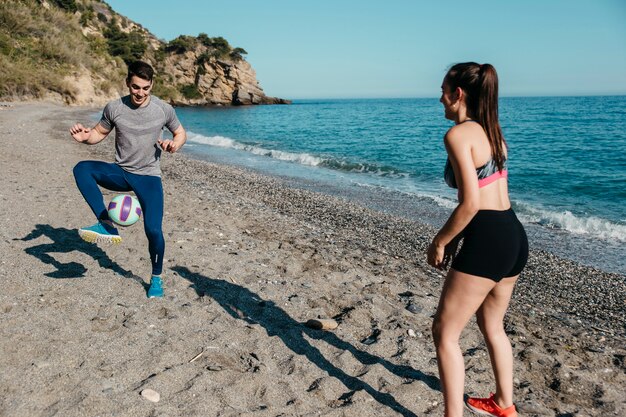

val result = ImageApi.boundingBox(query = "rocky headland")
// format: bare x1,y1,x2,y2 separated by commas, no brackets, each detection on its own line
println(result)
0,0,289,106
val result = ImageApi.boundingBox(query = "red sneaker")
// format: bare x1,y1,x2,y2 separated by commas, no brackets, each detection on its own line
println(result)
465,393,517,417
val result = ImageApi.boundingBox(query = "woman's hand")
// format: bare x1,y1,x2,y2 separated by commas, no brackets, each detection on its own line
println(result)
428,235,461,270
427,240,445,269
442,235,461,269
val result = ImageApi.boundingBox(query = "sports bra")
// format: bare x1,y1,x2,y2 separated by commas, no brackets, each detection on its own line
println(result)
443,119,509,189
444,157,508,189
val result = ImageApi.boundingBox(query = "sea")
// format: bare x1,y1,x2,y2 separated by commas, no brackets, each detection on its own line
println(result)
165,96,625,275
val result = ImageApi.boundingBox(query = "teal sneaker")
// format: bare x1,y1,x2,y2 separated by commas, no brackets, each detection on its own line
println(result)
147,276,163,298
78,221,122,244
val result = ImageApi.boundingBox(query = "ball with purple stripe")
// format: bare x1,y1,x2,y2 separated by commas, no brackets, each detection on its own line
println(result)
107,194,142,226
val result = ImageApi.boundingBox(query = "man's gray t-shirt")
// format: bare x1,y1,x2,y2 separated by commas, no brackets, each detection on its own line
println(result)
99,95,181,177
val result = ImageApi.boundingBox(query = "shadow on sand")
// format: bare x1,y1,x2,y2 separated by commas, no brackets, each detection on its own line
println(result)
19,224,143,287
172,265,440,417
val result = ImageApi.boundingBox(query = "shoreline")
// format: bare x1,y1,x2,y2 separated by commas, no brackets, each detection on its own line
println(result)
175,97,626,276
180,144,626,276
161,154,626,336
1,103,624,416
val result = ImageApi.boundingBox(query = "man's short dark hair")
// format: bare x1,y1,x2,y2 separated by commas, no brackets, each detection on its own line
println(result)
127,61,154,82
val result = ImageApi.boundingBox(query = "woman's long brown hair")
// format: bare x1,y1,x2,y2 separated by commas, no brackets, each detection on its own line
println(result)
445,62,507,171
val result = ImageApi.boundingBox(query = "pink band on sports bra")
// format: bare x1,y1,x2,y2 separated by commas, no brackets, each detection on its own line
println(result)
478,170,508,188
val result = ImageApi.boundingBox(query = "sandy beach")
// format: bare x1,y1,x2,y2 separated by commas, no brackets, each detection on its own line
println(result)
0,102,624,417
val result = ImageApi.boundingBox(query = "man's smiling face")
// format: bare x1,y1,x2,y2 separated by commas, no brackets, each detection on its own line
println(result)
126,75,152,107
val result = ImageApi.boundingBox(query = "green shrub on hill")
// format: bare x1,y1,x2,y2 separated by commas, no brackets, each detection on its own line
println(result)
50,0,78,13
151,79,179,101
0,0,122,100
195,33,246,61
201,35,230,58
208,36,229,51
230,47,247,60
195,52,211,66
180,83,202,99
166,35,197,54
0,33,12,56
0,0,254,103
103,18,147,64
79,6,94,26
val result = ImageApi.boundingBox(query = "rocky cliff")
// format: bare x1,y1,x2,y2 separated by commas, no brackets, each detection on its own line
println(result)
0,0,289,106
157,40,290,106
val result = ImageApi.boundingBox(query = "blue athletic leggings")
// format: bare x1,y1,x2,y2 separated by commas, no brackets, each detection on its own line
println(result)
73,161,164,276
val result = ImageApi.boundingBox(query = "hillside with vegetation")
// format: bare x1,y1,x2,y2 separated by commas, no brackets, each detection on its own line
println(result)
0,0,289,105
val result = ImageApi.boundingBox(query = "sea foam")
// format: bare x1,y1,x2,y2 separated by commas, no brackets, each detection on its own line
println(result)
515,202,626,243
187,132,323,167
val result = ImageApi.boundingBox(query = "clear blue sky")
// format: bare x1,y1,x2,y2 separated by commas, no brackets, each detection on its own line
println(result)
105,0,626,99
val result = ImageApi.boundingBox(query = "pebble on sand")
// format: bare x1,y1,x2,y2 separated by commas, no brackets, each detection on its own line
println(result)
141,388,160,403
304,318,338,330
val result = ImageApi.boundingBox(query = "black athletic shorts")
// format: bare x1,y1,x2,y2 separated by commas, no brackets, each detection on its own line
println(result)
451,209,528,281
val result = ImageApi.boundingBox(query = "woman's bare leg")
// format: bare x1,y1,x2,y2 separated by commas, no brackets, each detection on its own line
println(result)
432,269,497,417
475,275,519,408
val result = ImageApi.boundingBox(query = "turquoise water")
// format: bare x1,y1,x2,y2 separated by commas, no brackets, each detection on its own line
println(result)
172,96,626,273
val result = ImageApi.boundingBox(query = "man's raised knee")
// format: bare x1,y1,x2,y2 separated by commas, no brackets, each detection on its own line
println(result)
73,161,88,177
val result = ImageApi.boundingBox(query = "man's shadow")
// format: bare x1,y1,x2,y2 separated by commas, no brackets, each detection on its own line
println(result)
172,265,440,417
19,224,142,285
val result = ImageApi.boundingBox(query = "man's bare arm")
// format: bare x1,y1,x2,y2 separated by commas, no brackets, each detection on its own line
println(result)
69,122,111,145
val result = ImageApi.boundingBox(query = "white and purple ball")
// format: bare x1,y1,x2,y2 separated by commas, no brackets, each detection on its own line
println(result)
107,194,142,226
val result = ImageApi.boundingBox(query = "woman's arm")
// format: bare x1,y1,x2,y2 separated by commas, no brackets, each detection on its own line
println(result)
427,127,480,268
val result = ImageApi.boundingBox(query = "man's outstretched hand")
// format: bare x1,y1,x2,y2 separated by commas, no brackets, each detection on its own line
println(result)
70,123,91,143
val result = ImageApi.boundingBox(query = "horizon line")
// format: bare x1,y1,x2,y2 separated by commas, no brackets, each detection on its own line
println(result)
282,93,626,101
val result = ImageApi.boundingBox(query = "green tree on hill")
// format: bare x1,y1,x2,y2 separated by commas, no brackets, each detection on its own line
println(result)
230,47,247,60
103,18,146,64
166,35,197,54
168,34,246,61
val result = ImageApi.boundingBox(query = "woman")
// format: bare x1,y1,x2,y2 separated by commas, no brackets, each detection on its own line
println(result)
427,62,528,417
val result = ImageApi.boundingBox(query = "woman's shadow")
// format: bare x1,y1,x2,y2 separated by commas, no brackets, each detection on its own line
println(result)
172,265,440,417
19,224,142,285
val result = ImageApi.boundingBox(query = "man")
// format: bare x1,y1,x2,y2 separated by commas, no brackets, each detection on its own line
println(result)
70,60,186,298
